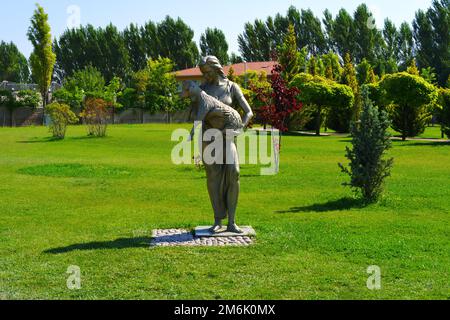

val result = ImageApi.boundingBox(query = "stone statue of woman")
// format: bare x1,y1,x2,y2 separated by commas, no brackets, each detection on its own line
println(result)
198,56,254,234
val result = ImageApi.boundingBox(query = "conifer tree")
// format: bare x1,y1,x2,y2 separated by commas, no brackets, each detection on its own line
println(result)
339,87,394,203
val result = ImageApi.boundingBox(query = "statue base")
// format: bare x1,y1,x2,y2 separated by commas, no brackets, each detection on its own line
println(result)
195,226,256,238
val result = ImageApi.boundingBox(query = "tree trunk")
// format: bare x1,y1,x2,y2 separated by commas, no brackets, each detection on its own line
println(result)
42,91,47,126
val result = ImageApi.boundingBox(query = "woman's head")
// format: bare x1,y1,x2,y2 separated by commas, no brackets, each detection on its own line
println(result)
199,56,227,84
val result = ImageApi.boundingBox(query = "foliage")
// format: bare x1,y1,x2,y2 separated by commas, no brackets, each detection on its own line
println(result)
258,63,302,132
381,72,438,140
54,67,122,111
291,73,354,134
55,24,130,82
397,22,415,70
80,97,110,137
230,53,244,64
27,4,56,108
357,59,377,85
0,41,30,83
46,102,78,139
277,24,307,82
235,70,272,125
339,88,394,203
321,51,342,81
437,88,450,138
0,89,41,126
413,0,450,86
200,28,229,65
15,90,41,108
118,57,182,120
341,53,360,120
420,67,438,84
407,59,420,75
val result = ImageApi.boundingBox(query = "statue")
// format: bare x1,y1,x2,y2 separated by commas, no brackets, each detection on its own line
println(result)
186,56,254,234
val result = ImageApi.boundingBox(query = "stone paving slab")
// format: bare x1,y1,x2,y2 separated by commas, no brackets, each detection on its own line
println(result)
150,229,255,247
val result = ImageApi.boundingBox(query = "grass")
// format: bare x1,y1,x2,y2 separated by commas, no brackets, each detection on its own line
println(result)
0,124,449,300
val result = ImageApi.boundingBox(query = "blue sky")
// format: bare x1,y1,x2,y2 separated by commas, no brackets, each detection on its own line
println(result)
0,0,433,58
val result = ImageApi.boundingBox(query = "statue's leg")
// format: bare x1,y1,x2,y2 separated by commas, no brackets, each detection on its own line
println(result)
204,161,227,233
225,139,243,234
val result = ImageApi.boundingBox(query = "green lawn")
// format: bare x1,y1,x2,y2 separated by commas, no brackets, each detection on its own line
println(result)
0,124,449,300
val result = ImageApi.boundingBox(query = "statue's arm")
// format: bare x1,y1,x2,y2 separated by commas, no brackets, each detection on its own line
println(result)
233,83,254,128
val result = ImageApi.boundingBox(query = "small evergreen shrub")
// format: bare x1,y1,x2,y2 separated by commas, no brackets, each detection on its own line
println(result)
339,88,394,203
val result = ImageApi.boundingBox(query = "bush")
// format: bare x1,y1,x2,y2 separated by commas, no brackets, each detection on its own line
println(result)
381,72,437,140
339,88,394,203
437,88,450,138
46,102,78,139
291,73,354,134
80,98,110,137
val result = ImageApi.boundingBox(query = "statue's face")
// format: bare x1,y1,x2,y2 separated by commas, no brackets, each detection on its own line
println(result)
200,65,217,84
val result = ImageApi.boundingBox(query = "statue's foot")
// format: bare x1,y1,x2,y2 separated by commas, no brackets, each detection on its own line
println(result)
209,224,223,234
227,224,244,234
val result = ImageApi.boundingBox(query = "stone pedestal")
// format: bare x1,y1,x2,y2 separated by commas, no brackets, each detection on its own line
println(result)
194,226,256,238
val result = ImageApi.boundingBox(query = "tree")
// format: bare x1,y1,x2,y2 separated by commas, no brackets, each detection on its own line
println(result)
333,9,356,59
322,9,335,52
291,73,354,134
339,88,394,203
427,0,450,86
397,22,415,70
357,59,377,85
298,9,327,55
407,59,420,75
230,53,243,64
383,19,399,63
277,24,306,82
238,19,274,62
341,53,360,120
27,4,56,113
157,16,199,70
54,66,122,120
437,88,450,138
258,63,302,133
46,102,78,139
200,28,229,65
81,97,109,137
353,4,382,64
123,23,147,72
413,9,435,69
381,72,437,140
321,51,342,81
308,56,318,76
54,24,130,82
0,41,30,83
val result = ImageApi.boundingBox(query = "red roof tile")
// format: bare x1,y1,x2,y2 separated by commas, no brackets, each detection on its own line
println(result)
176,61,277,79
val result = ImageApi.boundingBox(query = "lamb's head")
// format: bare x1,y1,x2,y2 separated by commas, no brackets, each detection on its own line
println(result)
181,80,202,100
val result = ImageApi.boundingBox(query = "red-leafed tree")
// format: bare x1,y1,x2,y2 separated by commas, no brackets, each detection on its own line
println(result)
258,63,302,132
254,24,303,133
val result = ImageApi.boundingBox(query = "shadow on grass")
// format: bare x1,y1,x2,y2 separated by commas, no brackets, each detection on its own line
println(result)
44,237,152,254
18,136,108,144
17,137,62,144
395,141,450,147
276,197,367,214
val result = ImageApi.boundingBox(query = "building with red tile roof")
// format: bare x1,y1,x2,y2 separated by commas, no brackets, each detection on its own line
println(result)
175,61,277,81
